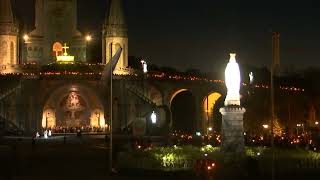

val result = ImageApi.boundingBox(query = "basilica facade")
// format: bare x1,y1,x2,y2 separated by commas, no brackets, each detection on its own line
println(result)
0,0,129,73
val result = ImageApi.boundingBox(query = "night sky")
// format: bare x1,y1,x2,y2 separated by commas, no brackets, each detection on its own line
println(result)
14,0,320,72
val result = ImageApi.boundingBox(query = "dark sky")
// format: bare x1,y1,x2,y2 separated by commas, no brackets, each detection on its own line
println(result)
14,0,320,72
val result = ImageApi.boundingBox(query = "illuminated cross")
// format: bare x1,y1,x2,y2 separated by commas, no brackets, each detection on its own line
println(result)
62,43,69,56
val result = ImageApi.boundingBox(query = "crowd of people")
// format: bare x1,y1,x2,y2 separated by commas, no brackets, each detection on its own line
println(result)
44,125,107,134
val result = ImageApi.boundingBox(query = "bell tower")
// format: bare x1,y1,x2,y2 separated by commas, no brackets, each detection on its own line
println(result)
0,0,19,66
103,0,128,74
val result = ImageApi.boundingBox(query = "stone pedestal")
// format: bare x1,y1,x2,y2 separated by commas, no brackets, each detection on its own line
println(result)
220,106,246,155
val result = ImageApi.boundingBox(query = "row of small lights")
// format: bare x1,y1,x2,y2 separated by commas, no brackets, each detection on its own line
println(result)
170,128,320,153
149,72,305,93
1,57,305,93
23,34,92,43
0,71,306,93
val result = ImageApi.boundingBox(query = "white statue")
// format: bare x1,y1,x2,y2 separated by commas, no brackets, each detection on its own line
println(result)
36,132,40,138
224,53,241,106
44,130,48,139
151,111,157,124
48,130,52,137
141,60,148,73
143,62,148,73
249,72,254,84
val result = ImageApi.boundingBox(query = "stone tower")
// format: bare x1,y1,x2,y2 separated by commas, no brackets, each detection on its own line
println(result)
0,0,19,66
25,0,86,64
103,0,128,74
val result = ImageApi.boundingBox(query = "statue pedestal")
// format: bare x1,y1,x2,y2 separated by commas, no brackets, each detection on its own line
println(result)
220,106,246,155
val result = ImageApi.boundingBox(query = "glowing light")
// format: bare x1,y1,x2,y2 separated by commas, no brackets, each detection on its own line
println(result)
207,166,212,170
262,124,269,129
196,132,201,136
85,35,92,42
224,53,241,106
151,111,157,124
249,72,254,84
208,127,213,131
297,124,301,127
141,60,148,73
315,121,319,125
23,34,29,42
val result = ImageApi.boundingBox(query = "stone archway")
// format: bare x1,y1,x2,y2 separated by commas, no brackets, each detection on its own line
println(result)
41,84,105,130
169,89,196,133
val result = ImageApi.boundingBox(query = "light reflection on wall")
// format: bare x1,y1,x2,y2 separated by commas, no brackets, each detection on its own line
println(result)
90,109,106,127
203,92,222,128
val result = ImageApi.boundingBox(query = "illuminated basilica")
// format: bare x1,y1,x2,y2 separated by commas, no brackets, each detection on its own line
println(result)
0,0,128,73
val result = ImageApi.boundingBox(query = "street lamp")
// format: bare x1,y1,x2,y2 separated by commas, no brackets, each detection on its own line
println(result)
262,124,269,129
22,34,30,64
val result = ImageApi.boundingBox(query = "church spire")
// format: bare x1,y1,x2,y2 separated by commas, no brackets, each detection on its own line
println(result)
104,0,127,37
102,0,129,73
0,0,14,24
0,0,19,66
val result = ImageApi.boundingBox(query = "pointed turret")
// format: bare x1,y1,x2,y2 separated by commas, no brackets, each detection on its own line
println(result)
0,0,19,66
104,0,127,37
0,0,14,24
102,0,129,74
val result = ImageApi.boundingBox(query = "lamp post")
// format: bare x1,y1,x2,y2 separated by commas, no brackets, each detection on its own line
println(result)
296,123,301,135
23,34,30,63
85,35,92,61
109,42,113,173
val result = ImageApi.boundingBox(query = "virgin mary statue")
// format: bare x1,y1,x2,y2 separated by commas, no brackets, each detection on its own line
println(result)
224,53,241,106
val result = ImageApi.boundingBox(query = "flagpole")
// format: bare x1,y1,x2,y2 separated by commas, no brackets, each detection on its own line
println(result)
271,32,280,180
270,44,275,180
109,42,113,172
